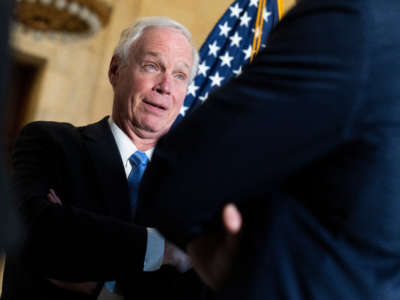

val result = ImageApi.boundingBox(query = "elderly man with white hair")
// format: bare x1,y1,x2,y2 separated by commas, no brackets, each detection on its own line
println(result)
3,16,203,300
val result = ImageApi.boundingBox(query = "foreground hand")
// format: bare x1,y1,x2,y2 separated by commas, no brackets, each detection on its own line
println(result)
46,189,99,295
186,203,242,290
48,188,62,205
163,240,192,273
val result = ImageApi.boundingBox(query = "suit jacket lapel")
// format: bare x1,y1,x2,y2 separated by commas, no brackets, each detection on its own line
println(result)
81,117,132,222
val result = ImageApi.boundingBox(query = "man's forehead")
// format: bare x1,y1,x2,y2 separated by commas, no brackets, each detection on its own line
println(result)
140,27,188,45
133,29,193,68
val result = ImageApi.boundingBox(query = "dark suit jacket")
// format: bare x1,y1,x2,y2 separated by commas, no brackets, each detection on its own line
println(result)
136,0,400,299
3,117,203,300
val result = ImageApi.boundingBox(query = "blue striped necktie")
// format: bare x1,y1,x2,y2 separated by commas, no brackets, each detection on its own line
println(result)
104,150,149,293
128,150,149,218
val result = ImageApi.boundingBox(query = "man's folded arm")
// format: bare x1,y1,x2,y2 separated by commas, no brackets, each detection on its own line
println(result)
12,122,147,282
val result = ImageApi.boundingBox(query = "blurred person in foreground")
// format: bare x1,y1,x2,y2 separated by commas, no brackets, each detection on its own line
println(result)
136,0,400,299
0,0,21,254
3,16,205,300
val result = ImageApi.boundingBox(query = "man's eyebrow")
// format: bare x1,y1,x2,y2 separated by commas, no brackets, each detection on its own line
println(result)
142,51,191,73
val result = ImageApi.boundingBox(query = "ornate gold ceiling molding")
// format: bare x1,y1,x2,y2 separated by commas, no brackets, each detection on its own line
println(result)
14,0,112,39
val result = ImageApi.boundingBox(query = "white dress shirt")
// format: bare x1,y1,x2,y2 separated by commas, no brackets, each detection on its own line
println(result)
108,117,164,272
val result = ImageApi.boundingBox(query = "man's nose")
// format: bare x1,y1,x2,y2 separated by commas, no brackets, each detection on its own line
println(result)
154,73,172,95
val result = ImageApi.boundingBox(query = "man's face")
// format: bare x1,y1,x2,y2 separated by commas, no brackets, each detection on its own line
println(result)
110,27,193,140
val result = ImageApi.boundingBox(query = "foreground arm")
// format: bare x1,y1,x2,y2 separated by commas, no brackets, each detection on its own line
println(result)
136,1,364,248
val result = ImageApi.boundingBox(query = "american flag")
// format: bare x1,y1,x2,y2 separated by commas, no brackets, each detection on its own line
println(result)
177,0,282,121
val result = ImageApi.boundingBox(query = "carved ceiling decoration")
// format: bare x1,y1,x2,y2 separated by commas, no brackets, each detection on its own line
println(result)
14,0,112,39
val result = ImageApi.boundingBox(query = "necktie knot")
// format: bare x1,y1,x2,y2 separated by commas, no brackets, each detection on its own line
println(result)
129,150,149,168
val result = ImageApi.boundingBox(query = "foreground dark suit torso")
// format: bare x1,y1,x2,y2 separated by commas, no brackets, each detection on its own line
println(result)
3,117,203,300
137,0,400,299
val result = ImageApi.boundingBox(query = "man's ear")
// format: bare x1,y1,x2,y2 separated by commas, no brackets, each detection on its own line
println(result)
108,55,120,88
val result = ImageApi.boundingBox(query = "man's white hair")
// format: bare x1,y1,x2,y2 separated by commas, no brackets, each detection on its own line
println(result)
114,16,199,82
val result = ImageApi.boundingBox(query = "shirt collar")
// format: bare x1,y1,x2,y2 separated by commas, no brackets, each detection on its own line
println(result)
108,117,154,166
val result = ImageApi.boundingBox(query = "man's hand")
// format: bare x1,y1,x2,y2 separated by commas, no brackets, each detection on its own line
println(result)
46,189,99,295
186,203,242,290
162,240,192,273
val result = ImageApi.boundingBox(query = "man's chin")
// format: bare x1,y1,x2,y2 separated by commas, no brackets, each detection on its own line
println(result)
140,121,170,137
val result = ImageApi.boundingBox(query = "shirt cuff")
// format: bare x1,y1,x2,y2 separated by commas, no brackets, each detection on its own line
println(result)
143,227,164,271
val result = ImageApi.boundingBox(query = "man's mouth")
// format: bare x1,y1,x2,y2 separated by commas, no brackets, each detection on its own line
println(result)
143,99,167,111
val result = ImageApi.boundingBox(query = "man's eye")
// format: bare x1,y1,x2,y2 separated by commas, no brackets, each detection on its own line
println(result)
175,73,186,81
144,64,157,71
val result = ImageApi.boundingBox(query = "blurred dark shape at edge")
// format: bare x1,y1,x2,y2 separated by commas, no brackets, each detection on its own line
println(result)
0,0,23,253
